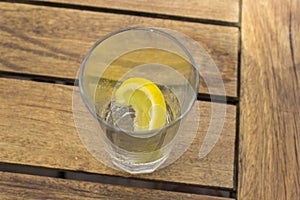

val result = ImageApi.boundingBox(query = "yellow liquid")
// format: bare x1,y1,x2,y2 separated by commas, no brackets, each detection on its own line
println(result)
93,48,192,164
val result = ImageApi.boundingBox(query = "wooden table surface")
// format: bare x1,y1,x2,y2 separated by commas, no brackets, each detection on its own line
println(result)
0,0,298,199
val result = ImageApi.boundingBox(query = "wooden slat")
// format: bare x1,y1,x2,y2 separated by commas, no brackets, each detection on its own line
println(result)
0,78,236,189
36,0,239,23
0,172,232,200
0,3,238,97
239,0,300,199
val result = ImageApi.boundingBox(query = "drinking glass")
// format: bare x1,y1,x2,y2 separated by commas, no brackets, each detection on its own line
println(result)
79,27,199,173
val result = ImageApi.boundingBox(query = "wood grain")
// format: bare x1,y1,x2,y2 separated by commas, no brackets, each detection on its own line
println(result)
0,172,232,200
0,2,238,97
36,0,239,23
0,78,236,189
239,0,300,199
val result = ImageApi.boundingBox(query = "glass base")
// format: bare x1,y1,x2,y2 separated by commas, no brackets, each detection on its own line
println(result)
111,154,168,174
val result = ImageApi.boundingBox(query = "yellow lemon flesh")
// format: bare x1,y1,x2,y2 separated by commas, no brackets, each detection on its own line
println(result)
115,78,166,131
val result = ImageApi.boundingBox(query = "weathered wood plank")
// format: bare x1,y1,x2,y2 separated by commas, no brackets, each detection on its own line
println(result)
0,78,236,188
0,2,238,97
36,0,239,23
0,172,233,200
239,0,300,199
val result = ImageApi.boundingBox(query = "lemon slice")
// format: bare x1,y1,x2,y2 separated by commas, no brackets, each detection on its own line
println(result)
115,78,166,131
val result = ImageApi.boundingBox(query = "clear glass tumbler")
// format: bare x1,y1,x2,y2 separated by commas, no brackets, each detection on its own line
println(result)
79,27,199,174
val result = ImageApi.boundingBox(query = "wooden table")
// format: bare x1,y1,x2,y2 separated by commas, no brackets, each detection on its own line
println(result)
0,0,298,199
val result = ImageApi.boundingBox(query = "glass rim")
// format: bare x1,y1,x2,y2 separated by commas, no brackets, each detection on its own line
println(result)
79,26,200,137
